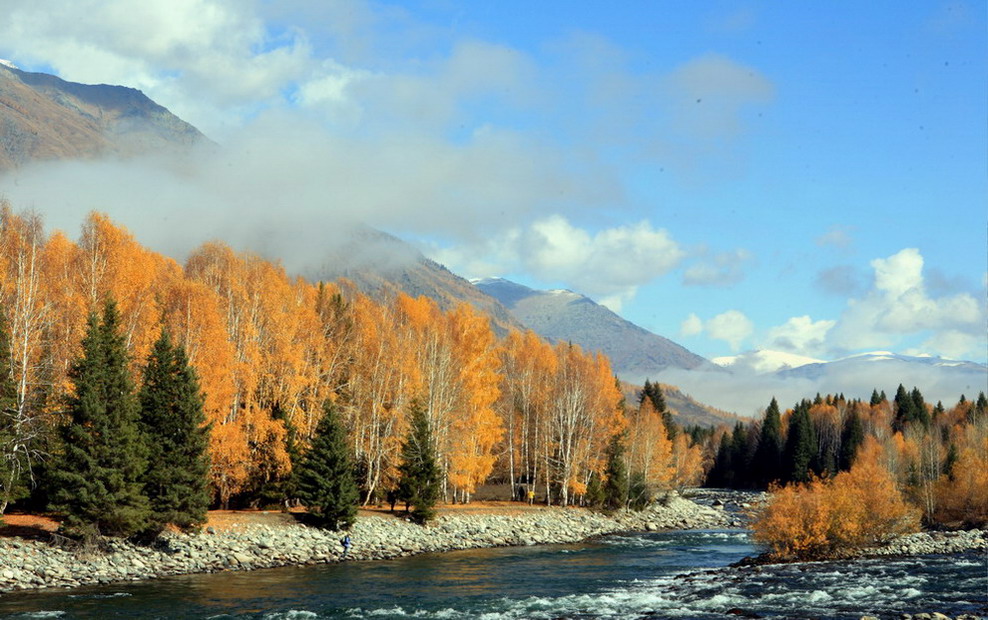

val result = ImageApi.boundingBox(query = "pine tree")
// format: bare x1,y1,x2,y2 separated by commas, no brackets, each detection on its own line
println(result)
49,300,150,538
602,432,628,510
639,380,675,439
706,433,733,488
838,408,864,471
910,387,929,427
138,330,211,533
730,422,752,488
0,309,25,514
783,401,816,484
627,470,651,510
753,398,783,488
584,471,604,508
295,401,358,530
397,398,441,524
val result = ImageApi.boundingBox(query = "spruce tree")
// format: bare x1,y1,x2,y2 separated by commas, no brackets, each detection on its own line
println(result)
0,309,25,514
910,387,929,427
753,398,783,488
627,470,651,510
706,433,733,488
397,398,441,524
50,301,150,538
783,401,816,484
639,380,676,439
838,408,864,471
602,432,628,510
138,330,211,533
892,384,912,431
295,401,358,530
730,422,752,488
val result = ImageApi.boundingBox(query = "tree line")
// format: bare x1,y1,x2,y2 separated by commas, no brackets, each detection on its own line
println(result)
0,204,706,530
704,389,987,558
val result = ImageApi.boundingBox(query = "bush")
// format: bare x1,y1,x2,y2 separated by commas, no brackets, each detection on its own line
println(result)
752,437,919,560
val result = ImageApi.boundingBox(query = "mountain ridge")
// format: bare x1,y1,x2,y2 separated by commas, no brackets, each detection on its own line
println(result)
474,277,712,380
0,63,205,170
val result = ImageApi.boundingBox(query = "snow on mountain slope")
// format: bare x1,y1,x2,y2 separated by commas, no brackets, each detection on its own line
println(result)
712,350,824,374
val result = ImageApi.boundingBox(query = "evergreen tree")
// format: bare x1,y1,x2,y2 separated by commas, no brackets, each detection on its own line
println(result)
602,432,628,510
730,422,753,488
397,398,441,524
973,392,988,422
639,380,676,439
706,433,733,488
838,408,864,471
910,387,929,427
753,398,783,488
49,301,150,538
783,401,816,484
627,470,651,510
0,309,26,514
584,471,604,508
295,400,359,530
138,330,211,533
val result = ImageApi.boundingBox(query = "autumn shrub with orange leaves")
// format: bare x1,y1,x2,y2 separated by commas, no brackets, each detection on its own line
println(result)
752,436,920,560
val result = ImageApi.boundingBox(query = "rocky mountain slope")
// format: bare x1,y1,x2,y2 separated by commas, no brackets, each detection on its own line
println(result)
0,61,205,171
474,277,711,379
311,227,522,336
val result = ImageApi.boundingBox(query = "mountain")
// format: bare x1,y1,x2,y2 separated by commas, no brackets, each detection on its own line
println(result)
311,227,522,336
474,277,710,379
712,349,824,374
619,381,739,428
776,351,988,382
0,60,205,170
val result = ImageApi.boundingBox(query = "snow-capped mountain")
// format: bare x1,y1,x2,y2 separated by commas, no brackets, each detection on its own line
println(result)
712,350,824,374
777,351,988,381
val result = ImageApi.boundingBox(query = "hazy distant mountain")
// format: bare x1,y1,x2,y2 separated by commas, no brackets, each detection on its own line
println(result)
474,277,710,379
619,381,739,428
0,61,205,170
312,227,522,336
776,351,988,382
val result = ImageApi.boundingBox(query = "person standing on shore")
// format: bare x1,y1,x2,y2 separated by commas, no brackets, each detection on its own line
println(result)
341,534,352,559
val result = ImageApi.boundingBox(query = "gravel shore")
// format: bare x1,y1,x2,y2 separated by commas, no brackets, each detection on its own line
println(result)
0,492,728,593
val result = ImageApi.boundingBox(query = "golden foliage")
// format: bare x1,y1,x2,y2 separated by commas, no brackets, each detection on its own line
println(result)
752,436,919,560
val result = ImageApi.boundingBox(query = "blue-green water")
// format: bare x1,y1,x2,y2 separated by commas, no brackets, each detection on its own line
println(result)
0,530,984,619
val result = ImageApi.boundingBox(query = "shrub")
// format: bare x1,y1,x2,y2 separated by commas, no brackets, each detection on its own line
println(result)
752,437,919,560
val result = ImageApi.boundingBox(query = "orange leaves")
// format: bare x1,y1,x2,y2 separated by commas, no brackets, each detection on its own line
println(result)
933,423,988,526
753,436,920,560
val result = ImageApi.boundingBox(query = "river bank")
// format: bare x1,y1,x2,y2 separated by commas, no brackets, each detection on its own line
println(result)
0,492,729,593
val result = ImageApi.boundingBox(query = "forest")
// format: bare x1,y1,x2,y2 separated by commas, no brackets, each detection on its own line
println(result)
0,204,703,526
0,202,983,555
707,390,987,558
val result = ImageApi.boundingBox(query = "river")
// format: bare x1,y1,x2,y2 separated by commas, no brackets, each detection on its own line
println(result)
0,529,984,619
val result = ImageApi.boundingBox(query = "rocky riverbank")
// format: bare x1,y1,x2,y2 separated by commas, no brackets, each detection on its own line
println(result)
0,493,728,593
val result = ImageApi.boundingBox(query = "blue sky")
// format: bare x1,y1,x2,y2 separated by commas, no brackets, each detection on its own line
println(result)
0,1,984,363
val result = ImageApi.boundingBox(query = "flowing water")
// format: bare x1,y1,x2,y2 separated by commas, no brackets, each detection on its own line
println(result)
0,530,984,619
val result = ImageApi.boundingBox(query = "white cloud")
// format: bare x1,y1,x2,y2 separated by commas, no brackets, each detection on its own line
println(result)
830,248,986,359
677,309,754,350
705,310,754,351
428,216,684,309
763,315,836,357
680,313,704,337
0,0,313,135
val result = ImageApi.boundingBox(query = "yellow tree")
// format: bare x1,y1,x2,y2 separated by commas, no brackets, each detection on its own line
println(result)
445,303,503,501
